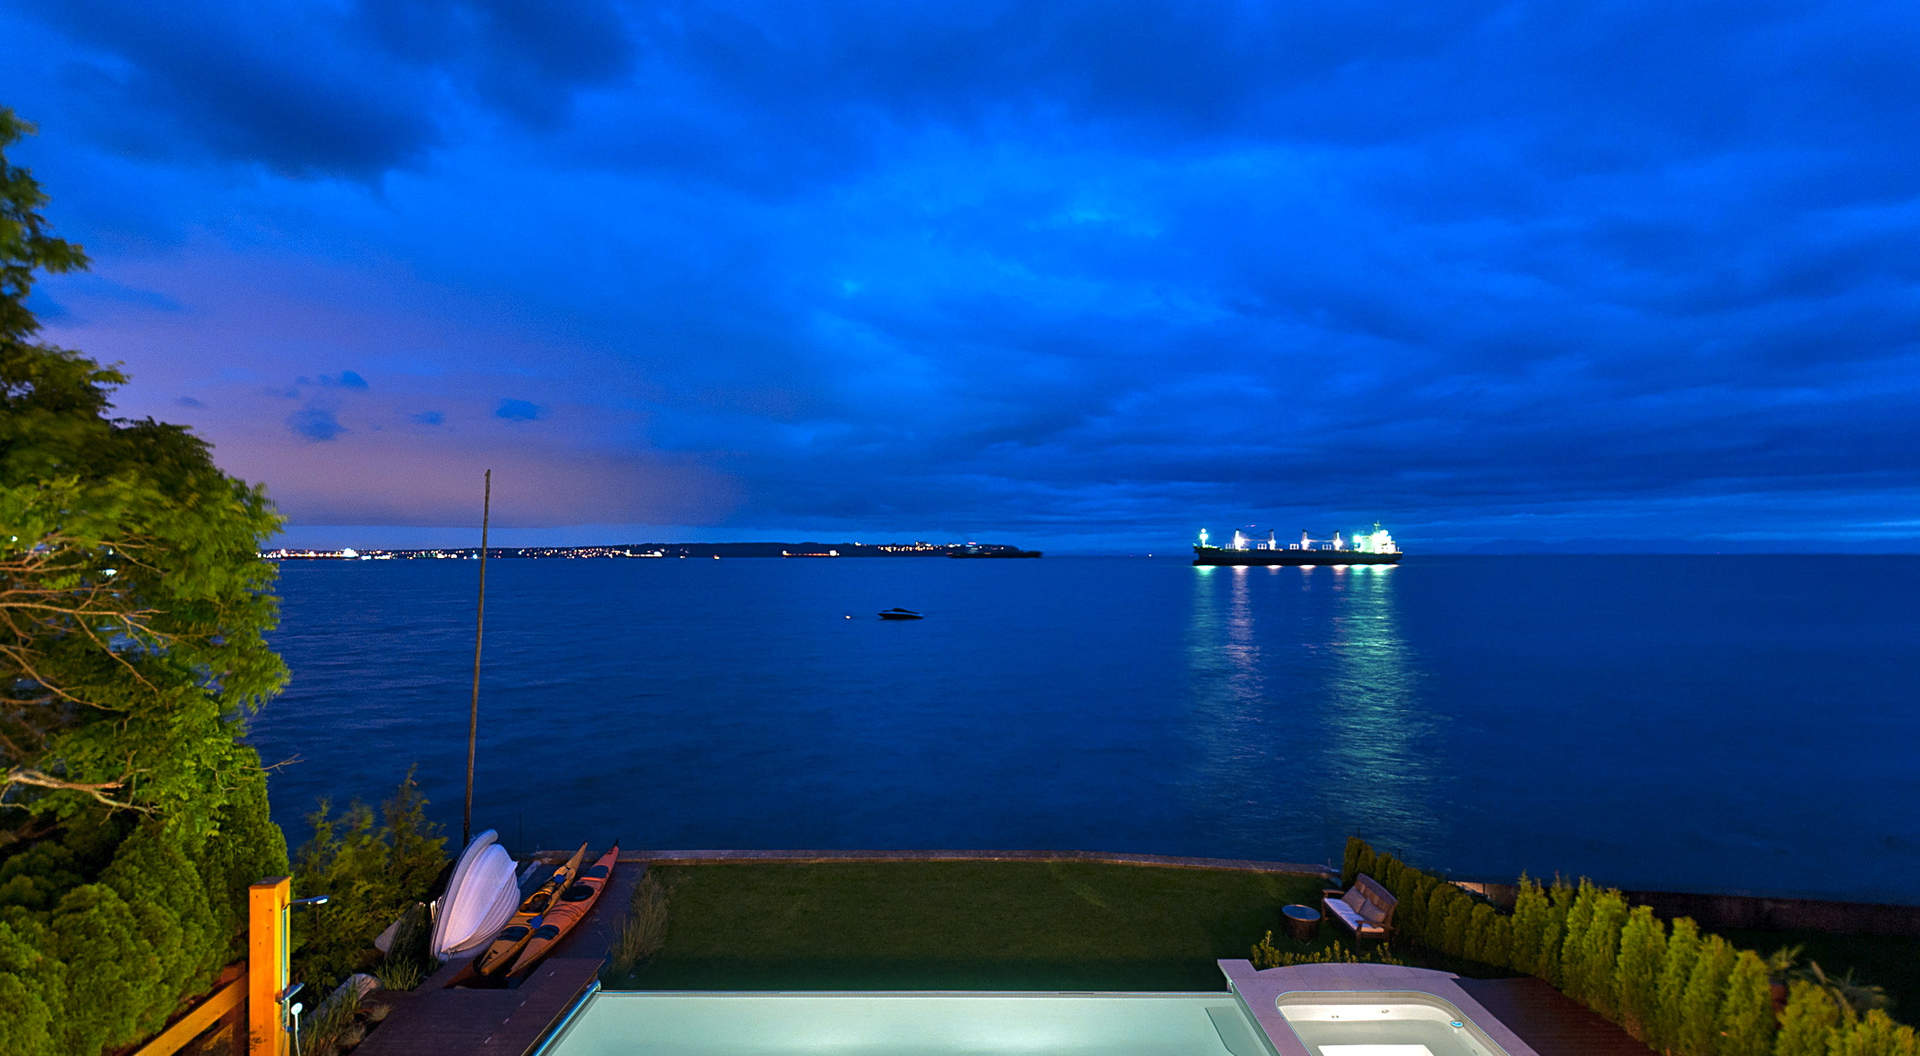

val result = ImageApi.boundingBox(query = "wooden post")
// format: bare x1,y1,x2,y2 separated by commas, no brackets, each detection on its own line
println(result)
248,878,291,1056
465,468,490,846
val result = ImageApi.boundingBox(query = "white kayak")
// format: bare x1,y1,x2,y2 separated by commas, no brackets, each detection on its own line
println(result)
429,830,520,960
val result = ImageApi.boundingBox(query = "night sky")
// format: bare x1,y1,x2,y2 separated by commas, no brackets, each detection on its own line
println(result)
4,2,1916,554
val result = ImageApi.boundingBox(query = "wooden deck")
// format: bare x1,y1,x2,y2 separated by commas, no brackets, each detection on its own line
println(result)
355,862,639,1056
1456,977,1658,1056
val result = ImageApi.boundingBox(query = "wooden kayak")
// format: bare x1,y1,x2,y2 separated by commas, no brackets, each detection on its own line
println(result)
504,844,618,978
470,842,587,977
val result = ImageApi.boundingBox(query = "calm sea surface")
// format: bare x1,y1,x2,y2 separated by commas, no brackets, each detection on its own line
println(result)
251,555,1920,904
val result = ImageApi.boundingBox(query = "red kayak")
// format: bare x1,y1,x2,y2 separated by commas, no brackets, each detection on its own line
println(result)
470,842,587,978
504,844,618,978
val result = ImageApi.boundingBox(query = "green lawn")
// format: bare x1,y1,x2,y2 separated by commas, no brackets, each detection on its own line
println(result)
610,860,1332,991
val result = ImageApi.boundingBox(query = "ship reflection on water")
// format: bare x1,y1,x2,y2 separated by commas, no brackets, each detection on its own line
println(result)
1183,562,1438,859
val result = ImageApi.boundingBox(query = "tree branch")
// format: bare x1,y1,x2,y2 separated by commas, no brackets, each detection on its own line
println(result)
3,765,154,813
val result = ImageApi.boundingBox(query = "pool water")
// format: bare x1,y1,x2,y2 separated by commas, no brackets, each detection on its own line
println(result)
1275,994,1510,1056
536,992,1273,1056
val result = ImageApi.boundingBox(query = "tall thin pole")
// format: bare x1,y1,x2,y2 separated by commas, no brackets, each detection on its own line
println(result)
464,469,491,846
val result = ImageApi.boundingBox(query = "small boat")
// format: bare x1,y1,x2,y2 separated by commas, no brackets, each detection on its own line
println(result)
505,845,619,978
878,608,923,620
470,842,587,977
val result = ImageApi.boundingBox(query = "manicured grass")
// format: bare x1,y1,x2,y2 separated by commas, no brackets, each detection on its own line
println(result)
611,860,1332,991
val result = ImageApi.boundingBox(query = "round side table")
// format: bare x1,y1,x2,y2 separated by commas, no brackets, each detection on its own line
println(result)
1281,903,1322,942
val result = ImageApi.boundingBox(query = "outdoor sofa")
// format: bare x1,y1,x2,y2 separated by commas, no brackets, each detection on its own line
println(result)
1321,873,1397,940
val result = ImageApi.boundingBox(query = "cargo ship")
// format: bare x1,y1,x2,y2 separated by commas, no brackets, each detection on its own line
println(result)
1192,524,1402,566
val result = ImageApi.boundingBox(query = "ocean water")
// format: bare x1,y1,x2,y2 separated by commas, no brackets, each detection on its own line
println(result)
250,555,1920,904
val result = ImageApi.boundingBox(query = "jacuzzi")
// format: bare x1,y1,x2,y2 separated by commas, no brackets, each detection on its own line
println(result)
1275,991,1512,1056
1218,960,1540,1056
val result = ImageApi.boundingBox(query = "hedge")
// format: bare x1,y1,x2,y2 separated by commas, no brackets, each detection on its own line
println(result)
1339,837,1918,1056
0,770,287,1056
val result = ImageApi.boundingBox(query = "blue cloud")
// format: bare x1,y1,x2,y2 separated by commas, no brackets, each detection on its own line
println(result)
12,1,1920,552
287,407,345,442
175,395,204,407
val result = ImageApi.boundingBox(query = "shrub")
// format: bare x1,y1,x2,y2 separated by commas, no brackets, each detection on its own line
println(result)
102,823,223,1007
0,918,61,1055
1558,879,1599,996
1355,844,1377,887
1508,875,1550,976
51,883,162,1056
1342,837,1364,887
1652,916,1704,1053
605,871,671,983
1614,905,1666,1043
1772,979,1844,1056
1826,1010,1917,1056
1679,935,1738,1056
1334,839,1914,1056
1252,933,1406,969
1400,873,1435,940
1483,911,1513,969
1570,886,1628,1018
292,769,449,992
1440,896,1473,957
1715,949,1776,1056
1464,902,1498,963
1540,878,1575,988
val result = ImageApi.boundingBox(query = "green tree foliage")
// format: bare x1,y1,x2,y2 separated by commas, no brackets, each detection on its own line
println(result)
1826,1010,1917,1056
292,770,449,991
1342,836,1364,887
1772,980,1844,1056
1423,884,1457,951
0,112,84,343
1680,936,1739,1056
1716,950,1777,1056
1332,841,1913,1056
1508,874,1550,975
1401,873,1436,940
1615,905,1667,1043
0,916,59,1054
1570,886,1629,1018
1440,895,1473,956
3,106,287,836
1464,901,1498,963
1558,879,1599,997
1653,917,1705,1053
0,107,293,1055
1540,878,1575,988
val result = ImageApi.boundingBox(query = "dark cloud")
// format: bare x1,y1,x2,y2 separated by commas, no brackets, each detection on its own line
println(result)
24,2,440,177
8,0,644,178
175,395,203,407
8,1,1919,551
353,0,636,126
287,406,345,442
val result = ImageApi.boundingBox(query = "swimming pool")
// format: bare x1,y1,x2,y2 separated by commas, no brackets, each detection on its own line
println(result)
1275,992,1511,1056
534,991,1277,1056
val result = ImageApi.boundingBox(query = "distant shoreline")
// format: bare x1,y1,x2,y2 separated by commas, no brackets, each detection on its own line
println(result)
262,541,1043,560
